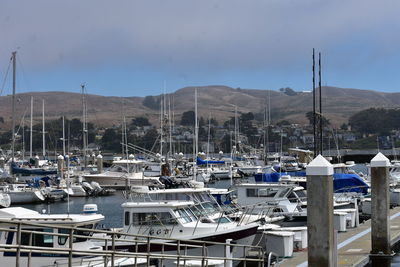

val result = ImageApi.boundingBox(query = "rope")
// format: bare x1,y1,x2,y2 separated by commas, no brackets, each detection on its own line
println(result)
0,57,12,96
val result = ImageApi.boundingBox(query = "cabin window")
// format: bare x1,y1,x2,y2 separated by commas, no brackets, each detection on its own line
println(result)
287,192,297,203
132,212,177,225
73,224,93,242
246,189,257,197
294,190,306,198
277,189,290,198
21,228,53,247
258,188,278,197
125,211,130,226
273,208,284,213
216,216,231,224
58,228,69,245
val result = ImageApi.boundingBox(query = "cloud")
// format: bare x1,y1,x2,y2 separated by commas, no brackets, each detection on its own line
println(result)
1,0,399,75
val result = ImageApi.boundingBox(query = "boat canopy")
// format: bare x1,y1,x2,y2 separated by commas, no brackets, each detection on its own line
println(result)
10,162,57,176
196,157,225,165
254,171,369,194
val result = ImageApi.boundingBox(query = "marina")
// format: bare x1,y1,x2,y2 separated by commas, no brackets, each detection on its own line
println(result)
1,2,400,266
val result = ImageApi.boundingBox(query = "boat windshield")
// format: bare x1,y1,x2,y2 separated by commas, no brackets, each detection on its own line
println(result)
174,208,197,223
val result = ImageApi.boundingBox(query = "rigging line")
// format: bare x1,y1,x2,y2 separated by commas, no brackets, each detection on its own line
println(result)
17,55,32,93
0,57,12,96
15,105,29,136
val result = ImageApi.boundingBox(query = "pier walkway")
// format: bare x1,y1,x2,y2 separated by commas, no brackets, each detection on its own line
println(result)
281,206,400,267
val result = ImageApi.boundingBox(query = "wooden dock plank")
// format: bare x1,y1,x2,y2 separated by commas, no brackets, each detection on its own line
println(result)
280,206,400,266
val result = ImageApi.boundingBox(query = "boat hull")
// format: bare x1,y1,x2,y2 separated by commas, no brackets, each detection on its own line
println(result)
103,224,258,267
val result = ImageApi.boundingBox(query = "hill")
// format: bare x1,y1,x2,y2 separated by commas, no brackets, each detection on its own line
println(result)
0,86,399,129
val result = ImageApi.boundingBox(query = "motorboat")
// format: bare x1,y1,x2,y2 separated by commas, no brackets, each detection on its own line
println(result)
83,158,163,189
109,199,259,267
0,204,144,266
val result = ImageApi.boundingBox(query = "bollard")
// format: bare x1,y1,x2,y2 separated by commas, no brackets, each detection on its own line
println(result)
57,155,64,178
370,152,392,266
97,154,103,173
306,155,335,267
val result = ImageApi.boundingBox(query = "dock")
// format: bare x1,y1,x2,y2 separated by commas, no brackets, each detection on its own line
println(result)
281,206,400,266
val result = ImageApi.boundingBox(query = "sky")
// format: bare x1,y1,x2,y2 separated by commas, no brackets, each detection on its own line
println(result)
1,0,400,97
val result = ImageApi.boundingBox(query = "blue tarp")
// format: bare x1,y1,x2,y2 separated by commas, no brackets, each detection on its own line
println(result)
11,162,58,176
196,157,225,166
254,171,369,194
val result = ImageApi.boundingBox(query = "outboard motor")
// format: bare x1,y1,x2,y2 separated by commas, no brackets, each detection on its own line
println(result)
90,181,103,195
82,182,94,195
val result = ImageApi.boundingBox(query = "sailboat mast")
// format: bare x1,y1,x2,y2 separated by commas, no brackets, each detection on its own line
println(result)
195,88,198,157
81,84,87,167
30,96,33,159
319,52,323,155
312,48,316,157
62,116,66,156
42,99,45,158
11,52,16,163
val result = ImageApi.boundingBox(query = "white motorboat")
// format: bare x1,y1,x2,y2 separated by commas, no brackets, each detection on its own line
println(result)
0,204,144,266
110,200,258,267
83,159,163,188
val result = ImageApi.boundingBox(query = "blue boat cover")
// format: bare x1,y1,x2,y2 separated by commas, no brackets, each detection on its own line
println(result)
254,171,368,194
196,157,225,165
11,162,58,176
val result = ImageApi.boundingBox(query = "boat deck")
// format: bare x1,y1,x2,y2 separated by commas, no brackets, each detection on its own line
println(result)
281,206,400,267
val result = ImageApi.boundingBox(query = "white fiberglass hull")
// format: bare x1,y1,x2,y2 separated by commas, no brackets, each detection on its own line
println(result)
9,190,45,204
83,172,160,188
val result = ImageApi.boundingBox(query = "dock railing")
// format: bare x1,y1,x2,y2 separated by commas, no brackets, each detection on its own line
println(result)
0,219,264,267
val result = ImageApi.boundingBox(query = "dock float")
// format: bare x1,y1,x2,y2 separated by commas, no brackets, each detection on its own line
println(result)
281,206,400,266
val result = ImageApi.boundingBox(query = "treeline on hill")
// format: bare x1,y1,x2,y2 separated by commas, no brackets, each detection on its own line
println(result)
0,118,96,153
349,108,400,135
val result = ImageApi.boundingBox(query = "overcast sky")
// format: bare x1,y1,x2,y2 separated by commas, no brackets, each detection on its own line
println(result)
1,0,399,96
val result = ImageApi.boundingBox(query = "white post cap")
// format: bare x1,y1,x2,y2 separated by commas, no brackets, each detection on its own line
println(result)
306,154,334,176
97,154,103,159
370,152,390,167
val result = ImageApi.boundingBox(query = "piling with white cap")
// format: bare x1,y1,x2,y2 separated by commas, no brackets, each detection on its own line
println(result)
370,152,392,266
306,154,335,266
97,154,103,173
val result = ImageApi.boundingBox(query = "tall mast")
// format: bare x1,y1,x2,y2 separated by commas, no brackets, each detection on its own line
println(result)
62,116,66,156
30,96,33,159
234,105,238,148
194,88,198,180
168,96,172,157
312,48,316,156
81,84,87,167
160,94,163,158
11,52,16,163
42,99,45,158
195,88,198,157
319,52,323,155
